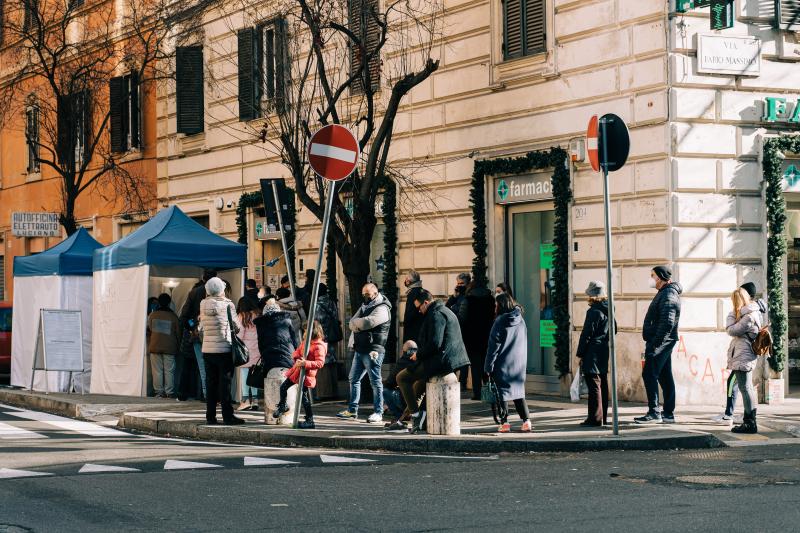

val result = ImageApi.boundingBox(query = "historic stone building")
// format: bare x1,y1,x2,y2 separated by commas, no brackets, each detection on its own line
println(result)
156,0,800,403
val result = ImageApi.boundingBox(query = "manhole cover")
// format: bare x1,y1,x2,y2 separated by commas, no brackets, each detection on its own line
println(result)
675,475,750,486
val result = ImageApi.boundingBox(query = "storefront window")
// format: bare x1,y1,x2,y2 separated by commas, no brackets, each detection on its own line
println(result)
786,207,800,390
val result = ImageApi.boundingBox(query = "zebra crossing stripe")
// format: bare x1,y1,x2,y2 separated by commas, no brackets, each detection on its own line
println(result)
0,421,47,440
163,460,222,470
244,457,299,467
319,454,375,464
78,464,141,474
0,468,53,480
1,406,131,437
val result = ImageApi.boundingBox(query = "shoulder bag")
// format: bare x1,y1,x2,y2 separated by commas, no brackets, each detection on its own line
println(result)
227,306,249,367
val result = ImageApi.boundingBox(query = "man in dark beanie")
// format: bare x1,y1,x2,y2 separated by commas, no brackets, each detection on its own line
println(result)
635,265,682,424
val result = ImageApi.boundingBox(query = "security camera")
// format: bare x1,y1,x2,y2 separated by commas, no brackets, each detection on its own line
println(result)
226,200,234,209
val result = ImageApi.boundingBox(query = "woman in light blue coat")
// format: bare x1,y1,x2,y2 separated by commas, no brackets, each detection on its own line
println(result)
484,293,531,433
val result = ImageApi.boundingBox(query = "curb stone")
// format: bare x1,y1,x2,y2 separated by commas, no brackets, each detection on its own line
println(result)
120,413,726,454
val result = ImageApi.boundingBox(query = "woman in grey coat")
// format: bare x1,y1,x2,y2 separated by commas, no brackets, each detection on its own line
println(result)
484,293,531,433
726,287,762,434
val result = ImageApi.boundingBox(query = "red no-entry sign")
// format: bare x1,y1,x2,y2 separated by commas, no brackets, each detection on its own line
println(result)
587,115,600,172
308,125,360,181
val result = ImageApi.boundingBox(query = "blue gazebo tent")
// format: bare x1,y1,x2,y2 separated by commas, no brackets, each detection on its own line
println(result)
11,227,102,392
90,206,247,396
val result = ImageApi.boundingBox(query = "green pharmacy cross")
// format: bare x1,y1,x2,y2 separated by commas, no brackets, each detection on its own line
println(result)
784,164,800,190
497,179,509,201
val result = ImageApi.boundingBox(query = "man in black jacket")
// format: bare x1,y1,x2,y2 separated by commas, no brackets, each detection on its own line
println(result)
391,290,470,432
402,270,425,343
635,265,683,424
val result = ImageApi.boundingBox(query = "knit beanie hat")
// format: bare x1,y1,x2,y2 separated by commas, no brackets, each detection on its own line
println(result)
740,282,757,299
652,265,672,282
585,281,606,298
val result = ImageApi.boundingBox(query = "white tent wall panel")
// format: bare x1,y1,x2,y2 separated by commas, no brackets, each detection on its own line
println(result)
90,265,149,396
61,276,93,393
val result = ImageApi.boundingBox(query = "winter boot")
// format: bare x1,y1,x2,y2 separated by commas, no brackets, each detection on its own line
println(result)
731,409,757,434
298,418,315,429
272,402,289,419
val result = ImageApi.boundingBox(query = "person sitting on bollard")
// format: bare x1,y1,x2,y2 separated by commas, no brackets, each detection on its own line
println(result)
272,320,327,429
382,340,418,428
484,293,532,433
576,281,614,427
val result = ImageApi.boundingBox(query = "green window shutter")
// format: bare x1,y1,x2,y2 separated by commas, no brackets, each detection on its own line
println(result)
238,27,259,121
524,0,545,55
109,76,126,152
503,0,523,60
176,46,204,135
775,0,800,30
129,72,140,149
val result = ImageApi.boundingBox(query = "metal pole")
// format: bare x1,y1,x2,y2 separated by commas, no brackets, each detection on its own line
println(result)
291,179,337,428
272,180,297,302
601,116,620,436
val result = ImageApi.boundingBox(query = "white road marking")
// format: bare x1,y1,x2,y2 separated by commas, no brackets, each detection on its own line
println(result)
0,421,47,440
163,460,223,470
319,454,375,464
725,438,799,447
0,405,131,437
0,468,53,480
78,464,141,474
309,143,357,163
244,456,299,467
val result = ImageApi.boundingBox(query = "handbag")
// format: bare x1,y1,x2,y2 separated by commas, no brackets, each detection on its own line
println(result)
227,306,249,367
246,360,266,388
481,376,507,424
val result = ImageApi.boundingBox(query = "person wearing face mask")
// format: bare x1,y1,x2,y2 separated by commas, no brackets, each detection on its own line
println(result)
635,265,683,424
446,272,471,391
338,283,392,423
402,270,425,343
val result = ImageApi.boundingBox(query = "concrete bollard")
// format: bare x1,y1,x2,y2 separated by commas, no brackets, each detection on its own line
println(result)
264,367,297,425
425,373,461,436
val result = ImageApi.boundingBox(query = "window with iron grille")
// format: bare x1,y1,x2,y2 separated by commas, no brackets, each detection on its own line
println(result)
775,0,800,31
503,0,546,60
348,0,381,94
109,72,141,152
25,105,40,173
237,18,290,121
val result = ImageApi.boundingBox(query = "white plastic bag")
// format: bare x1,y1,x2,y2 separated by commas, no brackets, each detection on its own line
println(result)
570,371,582,403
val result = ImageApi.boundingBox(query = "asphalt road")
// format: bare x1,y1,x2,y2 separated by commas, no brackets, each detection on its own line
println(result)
1,403,800,532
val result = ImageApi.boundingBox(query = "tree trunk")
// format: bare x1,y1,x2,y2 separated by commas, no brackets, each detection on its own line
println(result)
60,196,78,236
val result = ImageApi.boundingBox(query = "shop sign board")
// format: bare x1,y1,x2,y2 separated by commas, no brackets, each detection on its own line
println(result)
697,35,760,76
540,243,555,270
494,172,553,205
12,212,61,237
539,320,556,348
763,97,800,123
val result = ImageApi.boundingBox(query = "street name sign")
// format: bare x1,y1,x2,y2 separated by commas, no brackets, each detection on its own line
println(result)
698,35,760,76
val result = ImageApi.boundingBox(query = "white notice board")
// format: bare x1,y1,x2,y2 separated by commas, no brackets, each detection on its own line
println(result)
34,309,85,372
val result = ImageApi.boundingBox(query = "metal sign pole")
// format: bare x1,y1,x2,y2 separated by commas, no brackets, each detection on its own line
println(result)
291,179,337,428
601,116,620,436
271,180,297,302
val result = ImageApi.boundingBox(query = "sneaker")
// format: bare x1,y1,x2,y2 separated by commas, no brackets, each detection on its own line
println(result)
298,419,315,429
385,420,409,432
336,410,358,420
367,413,383,424
410,411,427,434
661,415,676,424
712,413,732,423
634,412,662,424
237,400,252,411
521,420,532,432
498,423,511,433
272,403,289,419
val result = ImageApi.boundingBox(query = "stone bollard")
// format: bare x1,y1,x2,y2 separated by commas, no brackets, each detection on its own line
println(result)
425,373,461,436
264,367,297,425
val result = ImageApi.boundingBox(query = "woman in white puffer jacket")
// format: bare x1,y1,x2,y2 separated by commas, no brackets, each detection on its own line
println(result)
199,277,243,425
725,287,762,435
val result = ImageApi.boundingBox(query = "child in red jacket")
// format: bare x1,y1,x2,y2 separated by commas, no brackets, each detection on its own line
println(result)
272,320,327,429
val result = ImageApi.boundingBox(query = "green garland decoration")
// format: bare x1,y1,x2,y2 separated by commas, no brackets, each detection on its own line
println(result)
471,148,572,377
762,137,795,373
236,189,297,284
381,176,399,362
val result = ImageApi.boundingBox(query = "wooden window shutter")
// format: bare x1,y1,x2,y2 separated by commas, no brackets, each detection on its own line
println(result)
349,0,380,94
129,72,140,149
76,91,90,165
524,0,545,55
176,46,204,135
238,27,260,121
56,94,73,166
775,0,800,31
503,0,523,60
264,26,275,101
274,18,290,112
0,1,5,45
109,76,127,152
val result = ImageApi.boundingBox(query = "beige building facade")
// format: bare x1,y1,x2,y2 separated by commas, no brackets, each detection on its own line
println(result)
157,0,800,404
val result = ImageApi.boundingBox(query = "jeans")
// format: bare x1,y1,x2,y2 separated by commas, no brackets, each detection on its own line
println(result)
348,351,384,415
734,370,755,417
382,388,405,419
150,353,176,396
203,353,234,422
193,341,207,398
642,341,677,416
725,371,739,416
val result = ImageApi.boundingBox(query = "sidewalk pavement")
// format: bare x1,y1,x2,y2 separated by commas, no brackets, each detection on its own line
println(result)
2,386,799,454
